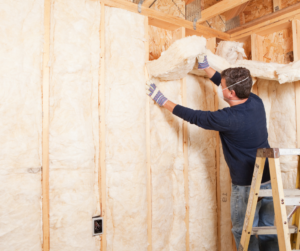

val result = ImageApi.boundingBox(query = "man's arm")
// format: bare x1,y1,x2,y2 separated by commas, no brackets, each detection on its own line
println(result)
146,82,231,131
204,67,216,78
163,100,177,113
197,53,221,86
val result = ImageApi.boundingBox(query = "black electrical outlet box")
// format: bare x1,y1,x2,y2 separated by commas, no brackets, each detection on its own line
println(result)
92,216,103,236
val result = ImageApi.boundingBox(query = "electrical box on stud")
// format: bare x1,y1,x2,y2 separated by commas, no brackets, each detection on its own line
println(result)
92,216,103,236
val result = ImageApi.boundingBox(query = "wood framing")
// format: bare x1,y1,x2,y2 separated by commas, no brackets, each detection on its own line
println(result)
251,33,264,62
99,2,107,251
206,37,217,54
144,17,152,251
206,37,222,251
42,0,51,250
239,156,266,250
292,19,300,151
197,0,250,24
98,0,229,39
229,2,300,40
172,27,190,251
273,0,281,12
292,157,300,249
269,157,291,251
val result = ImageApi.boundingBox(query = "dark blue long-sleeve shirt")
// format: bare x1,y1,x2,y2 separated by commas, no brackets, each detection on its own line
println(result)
173,72,270,186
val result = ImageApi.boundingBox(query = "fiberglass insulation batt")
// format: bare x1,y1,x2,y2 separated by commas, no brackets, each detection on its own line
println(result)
257,80,298,189
49,0,101,250
186,75,217,251
150,79,186,251
104,7,148,251
0,0,44,250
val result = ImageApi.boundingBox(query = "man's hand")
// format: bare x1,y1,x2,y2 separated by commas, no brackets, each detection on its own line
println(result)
146,81,168,106
197,52,209,70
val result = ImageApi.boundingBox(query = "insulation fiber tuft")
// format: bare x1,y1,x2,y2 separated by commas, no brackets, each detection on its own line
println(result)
147,36,206,80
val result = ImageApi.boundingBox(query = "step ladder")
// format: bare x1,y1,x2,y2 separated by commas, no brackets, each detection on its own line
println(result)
238,148,300,251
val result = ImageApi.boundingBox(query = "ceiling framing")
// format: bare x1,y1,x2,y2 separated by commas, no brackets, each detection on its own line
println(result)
98,0,300,42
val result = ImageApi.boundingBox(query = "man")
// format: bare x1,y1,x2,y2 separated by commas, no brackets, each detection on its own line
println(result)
146,53,279,251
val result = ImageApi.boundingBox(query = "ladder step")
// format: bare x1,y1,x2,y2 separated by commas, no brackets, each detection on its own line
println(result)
251,225,298,235
279,148,300,156
259,189,300,197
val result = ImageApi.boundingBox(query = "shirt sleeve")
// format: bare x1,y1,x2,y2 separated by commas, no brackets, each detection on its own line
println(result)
210,71,221,86
173,104,231,132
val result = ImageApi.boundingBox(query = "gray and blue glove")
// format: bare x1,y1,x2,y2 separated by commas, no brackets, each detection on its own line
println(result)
146,81,168,106
197,53,209,69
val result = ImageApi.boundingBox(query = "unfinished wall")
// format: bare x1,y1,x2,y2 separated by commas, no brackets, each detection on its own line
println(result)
0,0,44,250
104,7,148,251
49,0,101,250
150,79,186,251
257,80,298,189
186,75,217,251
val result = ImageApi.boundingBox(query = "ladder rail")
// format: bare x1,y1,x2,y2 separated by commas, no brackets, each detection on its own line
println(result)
239,148,300,251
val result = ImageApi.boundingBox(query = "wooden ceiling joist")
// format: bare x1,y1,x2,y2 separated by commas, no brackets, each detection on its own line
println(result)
229,2,300,40
197,0,250,24
100,0,230,39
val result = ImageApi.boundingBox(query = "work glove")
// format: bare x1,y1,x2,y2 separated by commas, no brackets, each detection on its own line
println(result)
197,52,209,69
146,81,168,106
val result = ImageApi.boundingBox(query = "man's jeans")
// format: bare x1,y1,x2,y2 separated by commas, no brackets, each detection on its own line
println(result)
231,182,279,251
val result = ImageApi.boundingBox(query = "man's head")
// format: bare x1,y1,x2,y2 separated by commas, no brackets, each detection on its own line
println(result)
221,67,252,99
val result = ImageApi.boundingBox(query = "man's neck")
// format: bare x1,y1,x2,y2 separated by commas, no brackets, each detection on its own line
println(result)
227,98,248,107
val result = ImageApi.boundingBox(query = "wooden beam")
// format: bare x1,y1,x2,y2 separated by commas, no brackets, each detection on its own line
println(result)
182,76,189,251
100,0,230,39
292,20,300,249
273,0,281,12
229,2,300,39
206,37,217,53
198,0,250,24
172,26,189,251
144,17,152,251
99,2,107,251
206,37,221,251
292,19,300,149
42,0,51,250
268,158,291,251
251,33,264,62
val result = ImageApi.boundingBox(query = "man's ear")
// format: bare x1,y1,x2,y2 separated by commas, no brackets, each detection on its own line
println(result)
230,89,237,97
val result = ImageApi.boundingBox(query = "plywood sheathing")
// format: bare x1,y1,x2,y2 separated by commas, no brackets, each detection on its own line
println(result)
263,27,293,63
149,0,184,60
249,26,293,64
243,0,273,23
149,27,173,60
240,0,299,24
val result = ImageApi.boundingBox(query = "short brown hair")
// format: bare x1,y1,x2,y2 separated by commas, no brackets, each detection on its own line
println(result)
221,67,252,99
